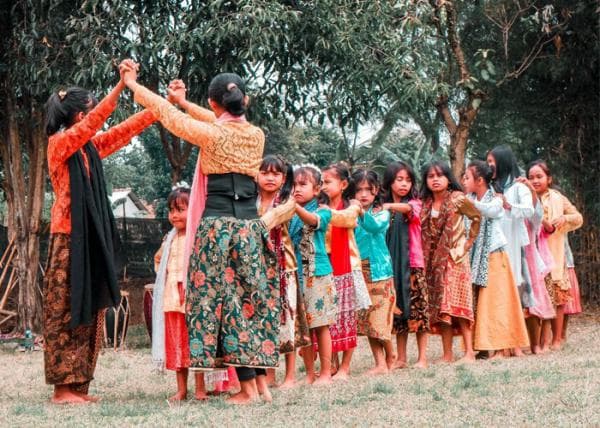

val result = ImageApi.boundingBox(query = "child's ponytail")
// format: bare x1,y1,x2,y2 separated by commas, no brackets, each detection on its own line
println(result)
45,87,97,136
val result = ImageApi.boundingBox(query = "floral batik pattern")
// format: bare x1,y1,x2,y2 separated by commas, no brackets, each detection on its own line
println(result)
186,217,280,369
43,233,105,393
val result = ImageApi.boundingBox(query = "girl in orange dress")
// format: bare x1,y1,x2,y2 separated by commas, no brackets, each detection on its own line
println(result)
44,60,155,404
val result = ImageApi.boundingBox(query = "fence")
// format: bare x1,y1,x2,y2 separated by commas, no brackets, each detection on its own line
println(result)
0,218,170,281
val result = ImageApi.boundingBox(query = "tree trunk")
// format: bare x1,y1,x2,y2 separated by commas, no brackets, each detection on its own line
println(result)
0,95,45,333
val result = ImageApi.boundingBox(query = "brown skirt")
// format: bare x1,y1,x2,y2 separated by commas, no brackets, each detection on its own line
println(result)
544,273,572,307
357,260,395,341
43,234,105,392
393,268,430,334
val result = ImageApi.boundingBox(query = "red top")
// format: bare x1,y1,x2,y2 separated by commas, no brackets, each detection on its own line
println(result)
47,97,155,234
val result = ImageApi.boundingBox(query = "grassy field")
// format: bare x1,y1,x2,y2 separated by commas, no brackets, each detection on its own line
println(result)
1,313,599,427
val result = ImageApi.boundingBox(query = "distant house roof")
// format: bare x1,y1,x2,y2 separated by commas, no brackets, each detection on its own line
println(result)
110,188,153,218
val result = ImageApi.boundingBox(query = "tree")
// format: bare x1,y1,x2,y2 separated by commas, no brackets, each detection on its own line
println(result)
0,0,89,332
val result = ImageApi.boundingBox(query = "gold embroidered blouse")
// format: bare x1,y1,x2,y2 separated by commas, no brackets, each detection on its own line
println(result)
133,85,264,178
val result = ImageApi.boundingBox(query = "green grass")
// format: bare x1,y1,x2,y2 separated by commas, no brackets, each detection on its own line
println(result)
1,314,600,426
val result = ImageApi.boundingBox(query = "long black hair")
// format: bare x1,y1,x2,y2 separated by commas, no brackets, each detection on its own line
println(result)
488,145,521,193
208,73,247,116
381,161,419,202
351,169,383,208
420,160,463,200
45,87,98,136
259,154,294,202
320,162,354,207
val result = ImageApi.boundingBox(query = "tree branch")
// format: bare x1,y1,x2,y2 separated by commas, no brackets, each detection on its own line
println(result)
444,3,470,82
436,96,457,136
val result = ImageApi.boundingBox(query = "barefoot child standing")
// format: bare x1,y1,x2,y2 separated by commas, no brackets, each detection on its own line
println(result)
292,166,338,386
382,161,430,369
421,161,481,363
153,186,207,401
321,163,362,380
353,169,396,375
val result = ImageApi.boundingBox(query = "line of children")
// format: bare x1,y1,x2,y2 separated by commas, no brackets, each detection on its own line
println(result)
45,63,585,406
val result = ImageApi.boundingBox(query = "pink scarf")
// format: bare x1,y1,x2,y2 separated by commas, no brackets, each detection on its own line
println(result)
181,112,247,284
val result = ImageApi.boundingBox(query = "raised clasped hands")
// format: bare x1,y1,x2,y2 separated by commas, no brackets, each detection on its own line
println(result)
119,59,139,87
167,79,187,105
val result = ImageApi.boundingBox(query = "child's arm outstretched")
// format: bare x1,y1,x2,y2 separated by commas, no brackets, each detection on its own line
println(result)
295,204,320,227
92,109,156,159
360,208,390,234
261,198,296,231
330,204,361,228
472,194,504,219
122,63,220,150
382,202,412,215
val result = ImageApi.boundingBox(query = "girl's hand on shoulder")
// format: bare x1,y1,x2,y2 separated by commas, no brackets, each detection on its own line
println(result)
382,203,391,211
500,194,511,210
349,199,361,208
318,204,330,210
516,176,534,192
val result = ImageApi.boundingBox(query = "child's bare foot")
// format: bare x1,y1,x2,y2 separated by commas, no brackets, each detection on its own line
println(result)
51,389,89,405
168,391,187,403
512,347,525,357
550,341,562,351
332,370,350,381
365,366,388,376
304,373,316,385
488,351,505,360
226,391,259,405
278,379,297,390
259,389,273,403
194,391,209,401
82,394,101,403
531,345,542,355
456,353,476,364
312,375,333,386
392,360,408,370
412,360,428,369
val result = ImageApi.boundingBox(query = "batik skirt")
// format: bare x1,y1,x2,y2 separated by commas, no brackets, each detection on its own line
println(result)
352,269,372,310
357,260,395,341
303,274,337,329
393,268,430,334
186,217,280,370
43,233,104,393
329,272,357,352
280,270,311,353
428,258,474,335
